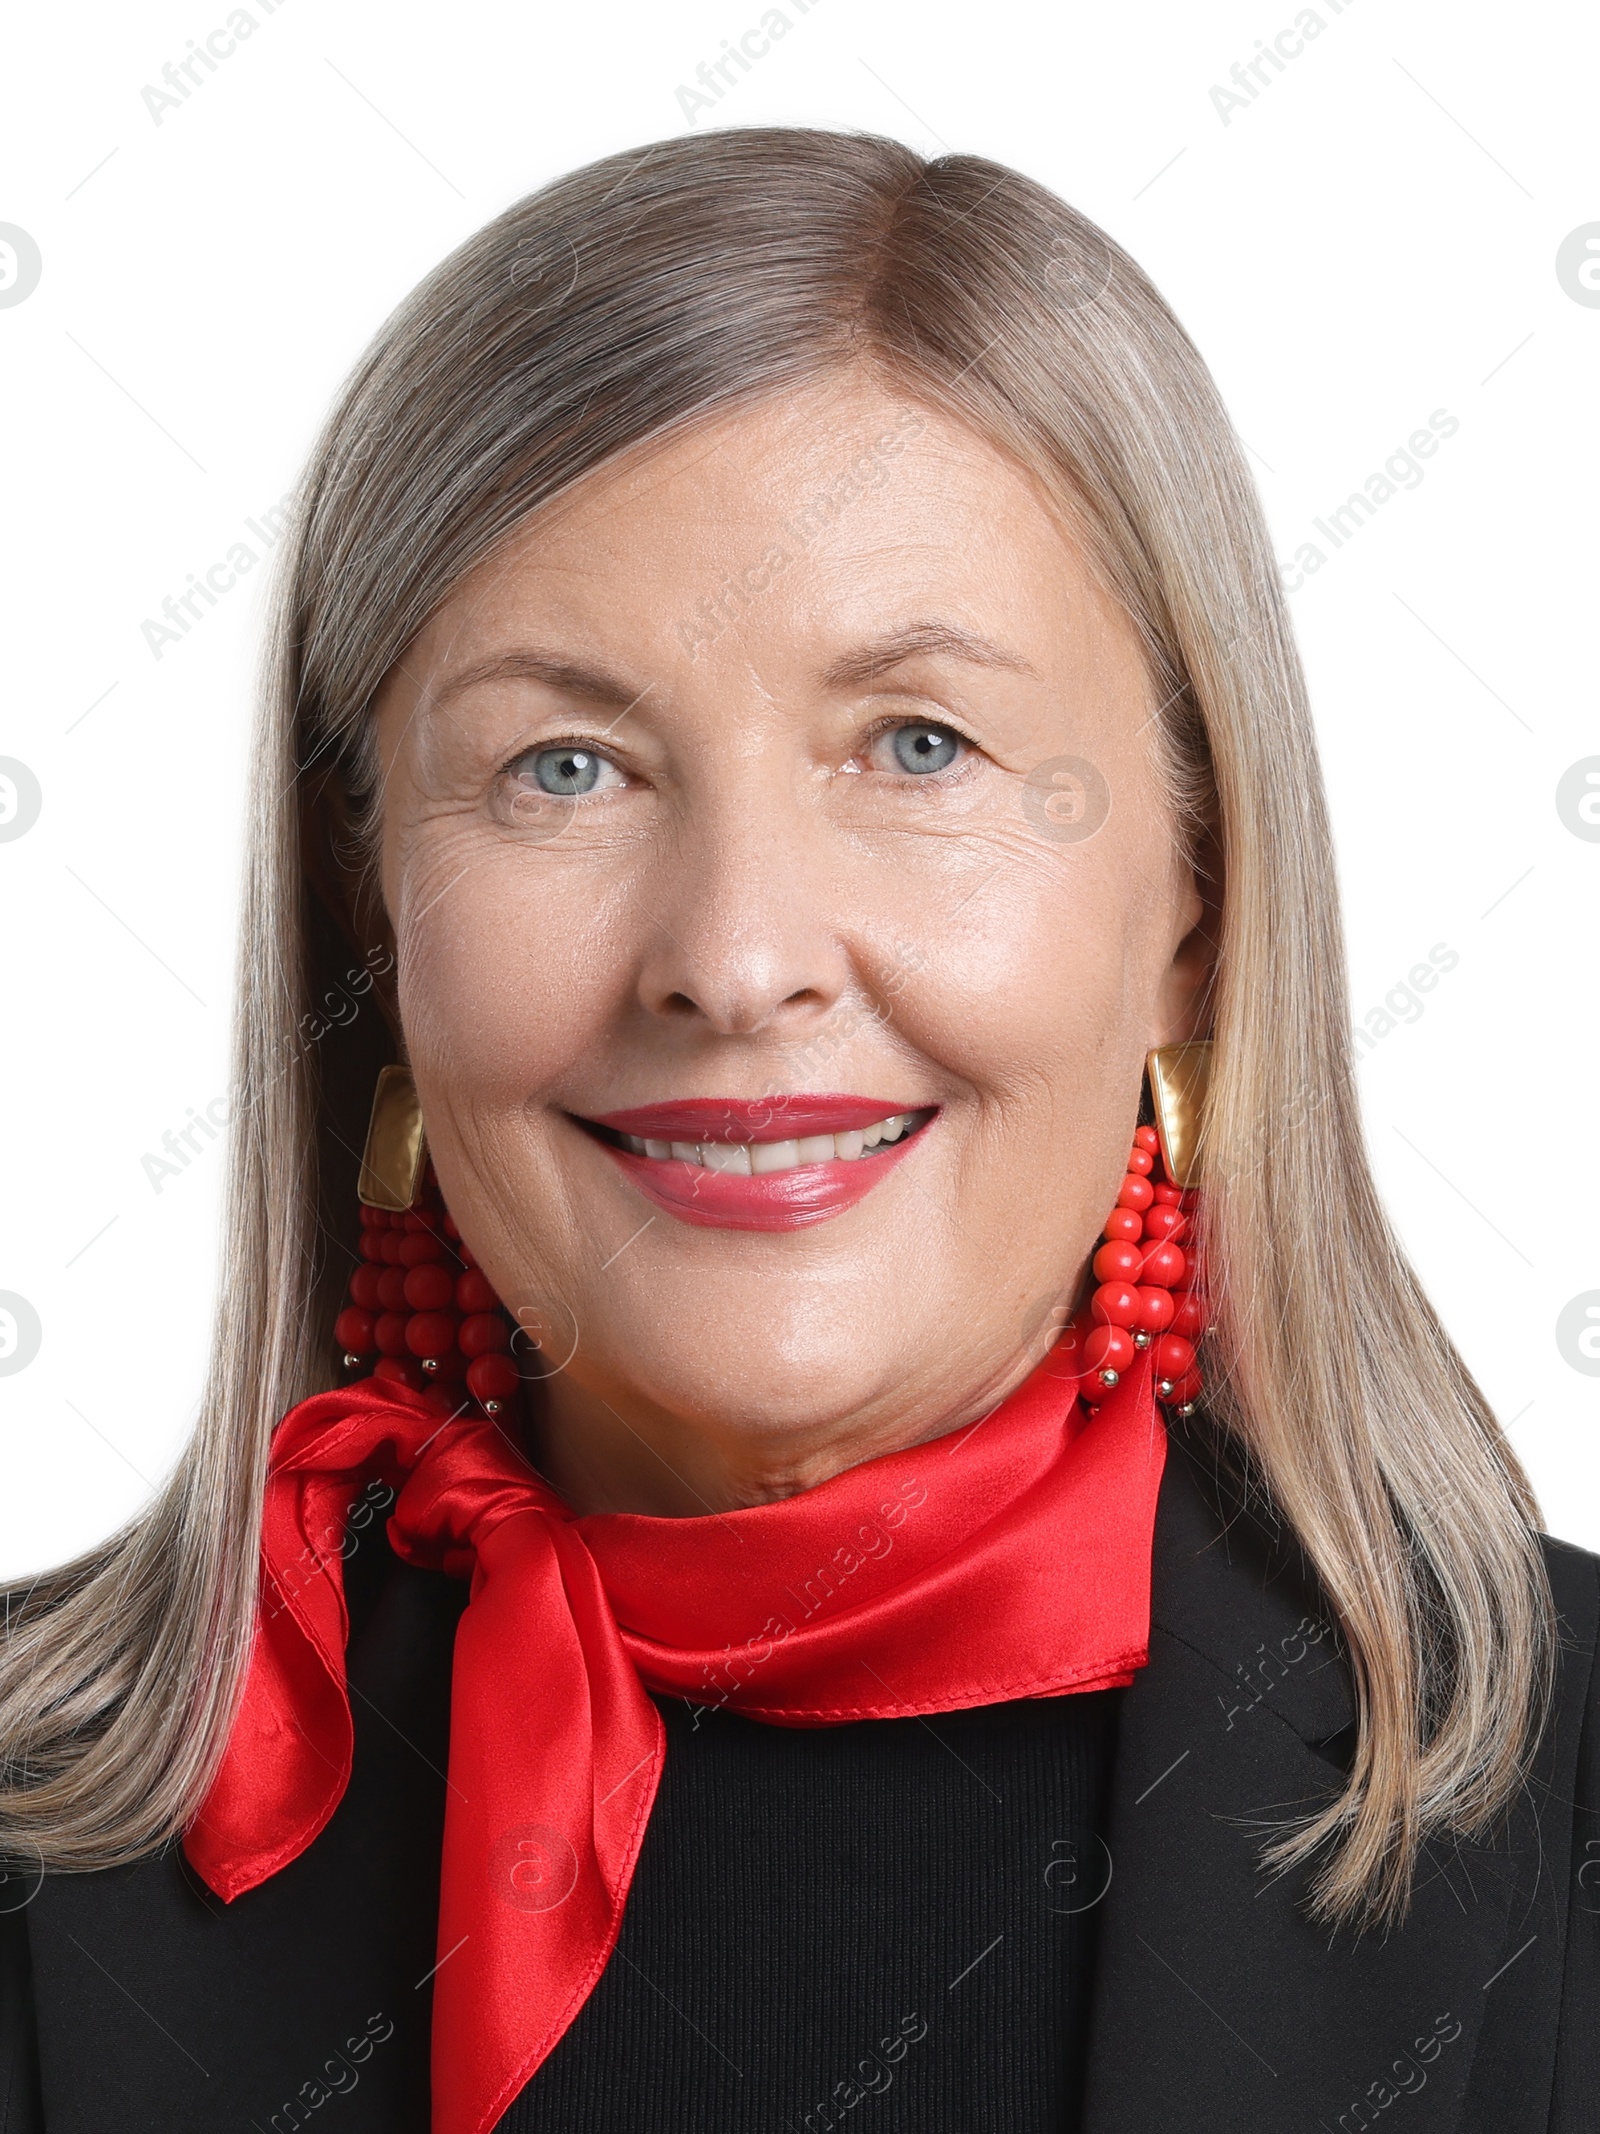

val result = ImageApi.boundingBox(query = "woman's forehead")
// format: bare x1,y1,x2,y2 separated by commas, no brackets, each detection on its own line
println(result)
391,378,1141,722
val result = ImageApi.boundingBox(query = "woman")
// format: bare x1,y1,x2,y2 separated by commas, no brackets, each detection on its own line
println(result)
1,128,1593,2133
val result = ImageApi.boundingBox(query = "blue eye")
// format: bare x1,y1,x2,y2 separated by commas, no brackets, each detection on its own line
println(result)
527,747,603,795
891,724,961,774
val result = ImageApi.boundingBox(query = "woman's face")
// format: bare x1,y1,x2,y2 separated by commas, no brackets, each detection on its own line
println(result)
368,370,1210,1511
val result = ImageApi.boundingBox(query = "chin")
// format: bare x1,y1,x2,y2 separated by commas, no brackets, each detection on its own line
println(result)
575,1289,947,1441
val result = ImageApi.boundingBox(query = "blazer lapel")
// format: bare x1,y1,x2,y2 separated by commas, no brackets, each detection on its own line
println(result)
1081,1436,1526,2134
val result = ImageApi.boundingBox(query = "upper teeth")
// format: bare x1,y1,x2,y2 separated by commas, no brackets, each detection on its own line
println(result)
619,1112,924,1174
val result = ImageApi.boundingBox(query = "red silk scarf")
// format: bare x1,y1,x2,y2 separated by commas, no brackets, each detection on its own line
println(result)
185,1349,1167,2134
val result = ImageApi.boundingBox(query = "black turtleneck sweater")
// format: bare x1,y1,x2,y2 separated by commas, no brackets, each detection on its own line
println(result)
510,1684,1123,2133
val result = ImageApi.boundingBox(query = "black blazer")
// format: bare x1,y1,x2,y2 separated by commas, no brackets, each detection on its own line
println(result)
2,1435,1596,2132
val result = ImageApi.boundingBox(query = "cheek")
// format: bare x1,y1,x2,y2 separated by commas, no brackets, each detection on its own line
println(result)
392,843,626,1098
890,842,1156,1096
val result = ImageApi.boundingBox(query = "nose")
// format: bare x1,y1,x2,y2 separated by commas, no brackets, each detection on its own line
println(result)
632,783,853,1038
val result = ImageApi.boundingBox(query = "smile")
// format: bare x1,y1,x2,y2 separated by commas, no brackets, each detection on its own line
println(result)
617,1109,927,1172
575,1097,938,1231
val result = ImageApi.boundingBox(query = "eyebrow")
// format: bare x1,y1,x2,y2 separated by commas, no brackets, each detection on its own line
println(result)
819,622,1036,691
432,650,645,713
430,619,1035,714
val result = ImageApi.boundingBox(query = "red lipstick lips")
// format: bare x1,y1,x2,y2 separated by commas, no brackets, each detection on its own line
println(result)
578,1096,936,1231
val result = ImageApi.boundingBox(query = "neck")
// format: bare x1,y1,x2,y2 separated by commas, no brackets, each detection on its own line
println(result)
526,1346,1055,1517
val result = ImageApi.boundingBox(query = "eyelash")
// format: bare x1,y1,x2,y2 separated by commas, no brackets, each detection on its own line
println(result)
496,716,981,792
858,715,978,776
498,739,627,788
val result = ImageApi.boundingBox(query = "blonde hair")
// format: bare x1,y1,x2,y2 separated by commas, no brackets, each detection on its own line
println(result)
0,128,1551,1928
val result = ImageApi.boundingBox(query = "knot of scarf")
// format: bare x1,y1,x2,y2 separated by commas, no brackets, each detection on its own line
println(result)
185,1350,1166,2134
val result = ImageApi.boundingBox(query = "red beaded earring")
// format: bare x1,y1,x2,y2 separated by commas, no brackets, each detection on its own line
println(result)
333,1067,520,1418
1057,1041,1213,1416
1056,1124,1206,1414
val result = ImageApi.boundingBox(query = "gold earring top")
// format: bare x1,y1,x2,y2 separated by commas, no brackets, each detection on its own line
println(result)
358,1063,427,1211
1146,1041,1211,1190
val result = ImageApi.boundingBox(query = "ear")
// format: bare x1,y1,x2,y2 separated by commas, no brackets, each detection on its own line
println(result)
300,765,403,1047
1153,824,1220,1046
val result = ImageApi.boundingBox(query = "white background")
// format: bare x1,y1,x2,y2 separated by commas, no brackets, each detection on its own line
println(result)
1,0,1595,1575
